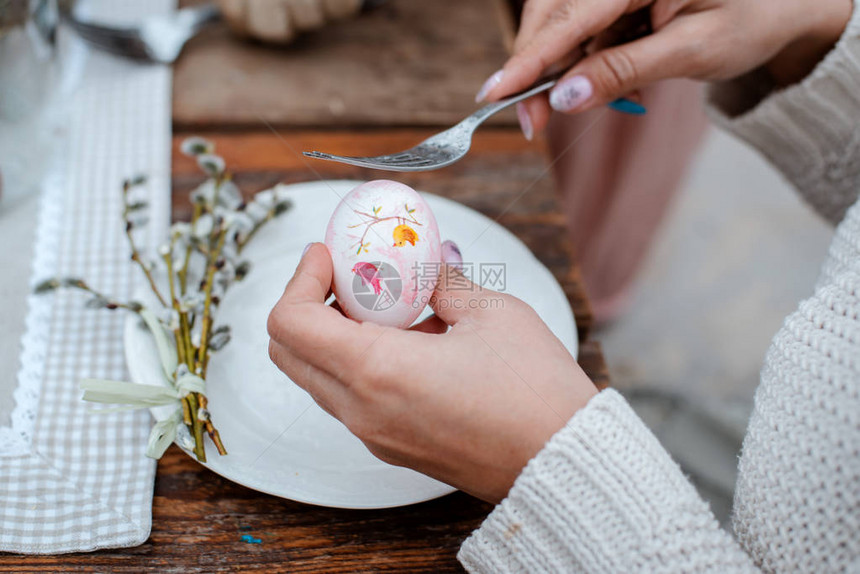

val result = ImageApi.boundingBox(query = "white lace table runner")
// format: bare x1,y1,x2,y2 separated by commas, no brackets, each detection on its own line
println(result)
0,0,173,553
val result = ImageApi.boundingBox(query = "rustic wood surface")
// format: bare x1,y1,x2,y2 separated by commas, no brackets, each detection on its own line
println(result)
174,0,518,129
0,0,610,569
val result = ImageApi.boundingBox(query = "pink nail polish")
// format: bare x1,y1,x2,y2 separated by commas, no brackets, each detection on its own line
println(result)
441,240,463,270
549,76,593,112
516,102,533,141
476,70,504,103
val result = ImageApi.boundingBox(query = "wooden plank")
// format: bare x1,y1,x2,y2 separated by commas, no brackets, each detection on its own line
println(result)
579,340,610,390
174,0,518,129
171,130,594,338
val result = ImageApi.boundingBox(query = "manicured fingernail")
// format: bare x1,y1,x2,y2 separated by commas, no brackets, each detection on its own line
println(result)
441,240,463,270
476,69,504,102
516,102,533,141
301,242,313,258
608,98,647,115
549,76,593,112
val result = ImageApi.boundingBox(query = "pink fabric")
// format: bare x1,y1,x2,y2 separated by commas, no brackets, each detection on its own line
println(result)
547,79,709,323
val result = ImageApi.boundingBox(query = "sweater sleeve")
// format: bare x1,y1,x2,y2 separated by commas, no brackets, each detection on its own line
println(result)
458,389,758,573
459,6,860,573
706,3,860,225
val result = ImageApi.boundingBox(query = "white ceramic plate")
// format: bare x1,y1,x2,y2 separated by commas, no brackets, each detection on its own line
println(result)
125,180,578,509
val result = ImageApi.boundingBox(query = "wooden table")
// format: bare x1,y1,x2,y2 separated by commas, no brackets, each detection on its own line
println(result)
2,1,608,571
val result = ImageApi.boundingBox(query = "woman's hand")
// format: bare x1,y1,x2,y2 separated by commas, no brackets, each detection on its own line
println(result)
218,0,361,44
482,0,852,136
267,243,598,503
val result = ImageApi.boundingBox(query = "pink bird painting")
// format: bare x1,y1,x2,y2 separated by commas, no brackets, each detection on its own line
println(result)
352,262,383,295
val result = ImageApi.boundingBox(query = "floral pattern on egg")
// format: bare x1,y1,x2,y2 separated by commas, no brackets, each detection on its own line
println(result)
325,180,441,328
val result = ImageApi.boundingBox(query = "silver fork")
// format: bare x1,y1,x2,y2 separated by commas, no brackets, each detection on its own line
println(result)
303,73,563,172
62,4,220,65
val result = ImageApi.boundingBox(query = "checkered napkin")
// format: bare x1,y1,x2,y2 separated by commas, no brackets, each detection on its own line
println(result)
0,0,173,553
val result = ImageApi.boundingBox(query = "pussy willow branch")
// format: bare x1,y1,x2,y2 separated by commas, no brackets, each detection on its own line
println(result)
162,239,186,367
173,178,232,457
56,280,141,312
185,222,229,457
197,228,227,375
178,200,202,295
180,394,193,427
177,200,203,367
35,153,287,463
164,203,229,460
198,393,225,456
123,196,167,307
237,218,267,254
186,391,206,462
162,241,195,428
125,228,167,308
172,236,206,462
237,206,277,254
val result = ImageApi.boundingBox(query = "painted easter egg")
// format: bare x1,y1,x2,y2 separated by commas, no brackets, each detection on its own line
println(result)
325,180,442,328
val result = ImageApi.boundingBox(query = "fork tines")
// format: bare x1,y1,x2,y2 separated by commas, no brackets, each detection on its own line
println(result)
302,151,441,172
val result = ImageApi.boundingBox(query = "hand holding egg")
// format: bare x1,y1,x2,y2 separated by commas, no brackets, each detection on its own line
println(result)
324,180,449,328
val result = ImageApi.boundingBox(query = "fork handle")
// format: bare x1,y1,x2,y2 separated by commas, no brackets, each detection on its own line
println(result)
469,71,564,125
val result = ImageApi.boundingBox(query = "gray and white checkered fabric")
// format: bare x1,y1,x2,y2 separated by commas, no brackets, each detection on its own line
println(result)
0,0,173,553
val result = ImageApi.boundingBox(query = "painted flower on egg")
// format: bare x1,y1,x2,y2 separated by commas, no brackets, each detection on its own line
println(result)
325,180,442,328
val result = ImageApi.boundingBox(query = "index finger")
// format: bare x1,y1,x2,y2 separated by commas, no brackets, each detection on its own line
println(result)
486,0,643,101
513,0,566,53
267,242,383,377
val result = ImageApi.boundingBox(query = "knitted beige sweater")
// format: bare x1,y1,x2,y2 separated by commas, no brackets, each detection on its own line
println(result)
459,6,860,573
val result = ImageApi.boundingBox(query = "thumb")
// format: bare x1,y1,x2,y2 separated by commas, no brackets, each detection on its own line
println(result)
548,28,692,113
281,242,333,304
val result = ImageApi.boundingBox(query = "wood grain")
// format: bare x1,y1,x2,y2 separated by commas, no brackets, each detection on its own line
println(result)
173,0,518,129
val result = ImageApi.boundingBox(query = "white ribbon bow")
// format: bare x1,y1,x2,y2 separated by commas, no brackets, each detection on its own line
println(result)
79,307,205,459
80,373,205,408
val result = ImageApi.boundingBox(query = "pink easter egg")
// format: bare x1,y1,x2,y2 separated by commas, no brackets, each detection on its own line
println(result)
324,180,442,328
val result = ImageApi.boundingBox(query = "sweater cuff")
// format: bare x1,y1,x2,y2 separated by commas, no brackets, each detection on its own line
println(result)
458,389,751,573
705,3,860,224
